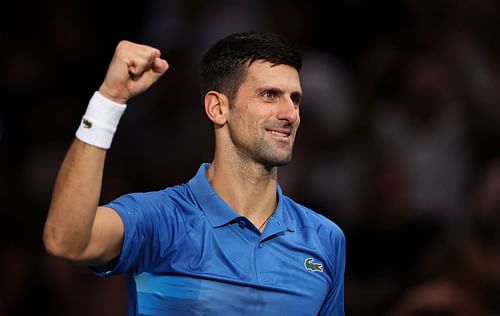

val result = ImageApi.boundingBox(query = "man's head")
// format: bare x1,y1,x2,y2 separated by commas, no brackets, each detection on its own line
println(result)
201,32,303,170
200,32,302,103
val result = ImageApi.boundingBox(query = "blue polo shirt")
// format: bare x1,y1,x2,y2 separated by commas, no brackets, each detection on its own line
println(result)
98,163,345,315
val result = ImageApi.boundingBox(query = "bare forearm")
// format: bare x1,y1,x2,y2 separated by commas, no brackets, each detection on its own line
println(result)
43,139,106,260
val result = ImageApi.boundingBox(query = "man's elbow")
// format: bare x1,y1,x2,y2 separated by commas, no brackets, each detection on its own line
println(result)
43,225,85,262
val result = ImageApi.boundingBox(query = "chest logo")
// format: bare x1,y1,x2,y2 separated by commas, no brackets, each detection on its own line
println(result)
304,258,323,272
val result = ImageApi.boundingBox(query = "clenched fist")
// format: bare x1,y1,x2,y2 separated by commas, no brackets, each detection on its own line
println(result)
99,40,169,104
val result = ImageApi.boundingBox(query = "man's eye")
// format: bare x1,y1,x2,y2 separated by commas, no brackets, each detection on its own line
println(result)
262,91,275,99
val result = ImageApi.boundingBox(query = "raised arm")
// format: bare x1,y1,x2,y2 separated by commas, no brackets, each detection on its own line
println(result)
43,41,169,266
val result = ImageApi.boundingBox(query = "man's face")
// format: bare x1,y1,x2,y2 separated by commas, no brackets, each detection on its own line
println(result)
226,60,302,168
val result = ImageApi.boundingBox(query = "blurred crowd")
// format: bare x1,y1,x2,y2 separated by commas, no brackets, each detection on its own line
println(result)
2,0,500,315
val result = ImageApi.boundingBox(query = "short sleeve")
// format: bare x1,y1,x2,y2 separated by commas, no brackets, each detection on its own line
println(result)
94,192,171,276
319,226,346,316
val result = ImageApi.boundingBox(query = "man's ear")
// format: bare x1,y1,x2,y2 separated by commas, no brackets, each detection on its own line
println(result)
204,91,228,126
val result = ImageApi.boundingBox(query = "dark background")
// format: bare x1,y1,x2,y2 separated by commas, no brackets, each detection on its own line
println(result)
2,0,500,314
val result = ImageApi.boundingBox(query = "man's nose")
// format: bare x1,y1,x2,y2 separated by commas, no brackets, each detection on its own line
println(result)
277,97,299,123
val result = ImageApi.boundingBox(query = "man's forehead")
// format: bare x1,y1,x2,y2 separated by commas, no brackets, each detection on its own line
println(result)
246,59,298,71
245,61,301,88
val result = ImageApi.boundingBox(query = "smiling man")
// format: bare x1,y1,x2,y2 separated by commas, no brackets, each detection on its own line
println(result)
43,32,346,316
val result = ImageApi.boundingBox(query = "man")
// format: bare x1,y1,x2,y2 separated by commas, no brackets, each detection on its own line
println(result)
44,32,345,315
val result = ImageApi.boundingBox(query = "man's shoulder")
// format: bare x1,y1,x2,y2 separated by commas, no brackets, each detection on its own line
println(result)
281,195,344,238
108,182,196,211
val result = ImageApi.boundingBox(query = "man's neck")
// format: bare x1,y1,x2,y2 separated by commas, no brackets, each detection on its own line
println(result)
206,158,278,227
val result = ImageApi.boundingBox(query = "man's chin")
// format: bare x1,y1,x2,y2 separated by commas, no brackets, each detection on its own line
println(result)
260,154,293,169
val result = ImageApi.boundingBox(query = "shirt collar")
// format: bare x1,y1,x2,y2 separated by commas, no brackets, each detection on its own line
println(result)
271,184,296,232
187,163,240,227
187,163,295,232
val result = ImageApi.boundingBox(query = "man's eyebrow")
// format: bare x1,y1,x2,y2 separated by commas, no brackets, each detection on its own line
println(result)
257,86,282,93
257,86,302,96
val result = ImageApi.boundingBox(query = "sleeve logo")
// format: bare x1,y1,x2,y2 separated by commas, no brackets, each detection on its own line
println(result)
304,258,323,272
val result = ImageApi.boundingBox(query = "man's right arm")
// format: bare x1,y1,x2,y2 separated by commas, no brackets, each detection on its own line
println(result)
43,139,124,266
43,41,169,266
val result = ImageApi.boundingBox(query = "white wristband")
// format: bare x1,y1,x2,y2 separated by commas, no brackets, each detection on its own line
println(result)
75,91,127,149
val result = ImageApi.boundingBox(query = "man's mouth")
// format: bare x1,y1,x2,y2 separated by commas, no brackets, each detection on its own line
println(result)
266,127,292,140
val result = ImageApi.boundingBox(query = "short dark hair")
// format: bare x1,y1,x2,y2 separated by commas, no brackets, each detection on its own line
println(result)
200,31,302,102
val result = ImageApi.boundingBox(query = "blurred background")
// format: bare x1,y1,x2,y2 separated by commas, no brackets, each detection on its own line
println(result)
2,0,500,315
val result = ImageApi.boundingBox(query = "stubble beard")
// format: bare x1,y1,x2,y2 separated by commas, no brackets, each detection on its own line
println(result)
253,135,294,169
227,104,298,170
233,125,297,171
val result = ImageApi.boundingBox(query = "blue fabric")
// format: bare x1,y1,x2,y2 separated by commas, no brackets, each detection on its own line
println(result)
98,163,345,315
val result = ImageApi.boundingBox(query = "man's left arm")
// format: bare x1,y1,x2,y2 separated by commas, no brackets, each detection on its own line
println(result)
319,229,346,316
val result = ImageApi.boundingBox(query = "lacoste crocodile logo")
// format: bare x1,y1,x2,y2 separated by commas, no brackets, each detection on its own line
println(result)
304,258,323,272
82,118,92,129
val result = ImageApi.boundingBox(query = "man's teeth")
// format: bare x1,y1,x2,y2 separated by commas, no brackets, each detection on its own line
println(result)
269,130,288,137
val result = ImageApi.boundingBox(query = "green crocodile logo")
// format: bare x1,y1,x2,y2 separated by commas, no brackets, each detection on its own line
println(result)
304,258,323,272
82,118,92,129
